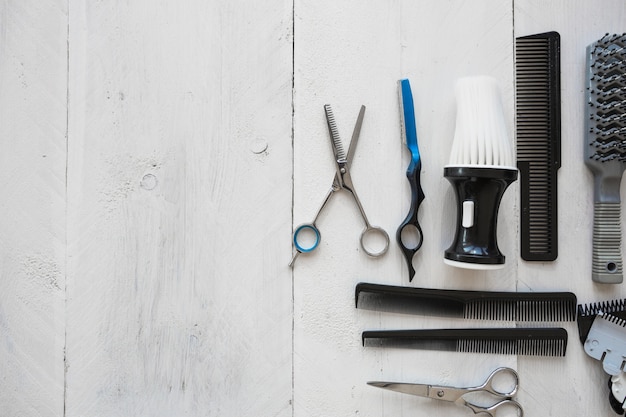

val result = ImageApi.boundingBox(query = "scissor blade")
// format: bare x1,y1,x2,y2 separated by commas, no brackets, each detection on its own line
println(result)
367,381,430,398
399,79,420,161
324,104,347,162
346,105,366,165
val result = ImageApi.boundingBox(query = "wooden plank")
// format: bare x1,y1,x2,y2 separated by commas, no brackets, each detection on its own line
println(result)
292,1,516,416
66,1,293,415
514,1,626,414
0,1,67,416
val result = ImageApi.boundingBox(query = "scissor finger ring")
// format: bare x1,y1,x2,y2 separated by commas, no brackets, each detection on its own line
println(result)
293,223,321,253
360,226,390,257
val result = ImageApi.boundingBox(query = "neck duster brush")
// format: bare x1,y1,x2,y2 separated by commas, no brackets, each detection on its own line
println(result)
444,76,518,269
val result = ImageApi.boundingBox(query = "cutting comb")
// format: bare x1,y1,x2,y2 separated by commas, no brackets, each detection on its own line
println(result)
515,32,561,261
585,33,626,284
355,282,576,322
362,328,568,357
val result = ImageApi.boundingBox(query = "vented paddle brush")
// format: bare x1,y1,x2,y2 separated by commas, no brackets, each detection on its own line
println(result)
444,76,518,269
585,33,626,284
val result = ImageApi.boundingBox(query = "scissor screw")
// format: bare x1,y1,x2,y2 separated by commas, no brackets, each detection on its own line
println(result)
437,390,445,398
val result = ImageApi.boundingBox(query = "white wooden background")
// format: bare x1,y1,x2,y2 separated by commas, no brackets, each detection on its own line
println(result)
1,1,625,416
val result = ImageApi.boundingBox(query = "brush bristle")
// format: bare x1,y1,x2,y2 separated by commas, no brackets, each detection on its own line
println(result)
449,76,514,167
587,33,626,162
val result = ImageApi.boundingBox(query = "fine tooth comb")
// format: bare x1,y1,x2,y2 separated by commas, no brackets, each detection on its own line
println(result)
585,33,626,284
362,328,568,357
515,32,561,261
355,282,577,322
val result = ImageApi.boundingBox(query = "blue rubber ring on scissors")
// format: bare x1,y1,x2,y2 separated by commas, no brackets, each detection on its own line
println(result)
293,224,320,253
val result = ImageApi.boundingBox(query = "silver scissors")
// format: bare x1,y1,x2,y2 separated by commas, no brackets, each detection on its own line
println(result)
289,104,390,266
368,367,523,416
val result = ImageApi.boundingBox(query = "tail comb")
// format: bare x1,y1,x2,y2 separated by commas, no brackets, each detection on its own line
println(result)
356,282,576,322
362,328,567,357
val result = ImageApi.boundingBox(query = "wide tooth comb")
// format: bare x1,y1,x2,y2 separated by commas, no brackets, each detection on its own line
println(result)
355,282,576,322
585,33,626,284
362,328,568,357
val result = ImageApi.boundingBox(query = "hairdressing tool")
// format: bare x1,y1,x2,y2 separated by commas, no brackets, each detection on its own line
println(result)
578,300,626,374
515,32,561,261
584,33,626,283
582,312,626,375
444,76,518,269
362,327,567,356
368,367,523,417
355,282,576,321
609,373,626,414
396,79,425,281
577,298,626,344
582,313,626,414
578,299,626,414
289,105,390,266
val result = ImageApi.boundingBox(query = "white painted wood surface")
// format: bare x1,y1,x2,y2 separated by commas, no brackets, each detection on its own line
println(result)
0,1,67,416
1,1,626,416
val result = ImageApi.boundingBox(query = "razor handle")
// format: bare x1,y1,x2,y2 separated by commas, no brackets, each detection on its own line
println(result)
396,158,425,281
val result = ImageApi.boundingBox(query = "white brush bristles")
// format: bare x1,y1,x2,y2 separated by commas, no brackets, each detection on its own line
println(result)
448,76,514,167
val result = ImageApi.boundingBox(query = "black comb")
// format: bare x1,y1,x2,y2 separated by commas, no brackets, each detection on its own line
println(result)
362,328,567,357
356,282,577,321
515,32,561,261
577,298,626,344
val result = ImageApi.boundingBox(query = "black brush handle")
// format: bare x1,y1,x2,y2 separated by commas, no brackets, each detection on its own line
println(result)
396,158,425,281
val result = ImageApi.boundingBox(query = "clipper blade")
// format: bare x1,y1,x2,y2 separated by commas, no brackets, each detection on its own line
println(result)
583,312,626,375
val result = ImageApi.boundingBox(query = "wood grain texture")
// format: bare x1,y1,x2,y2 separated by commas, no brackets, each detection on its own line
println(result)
0,1,67,416
66,1,293,416
1,1,626,416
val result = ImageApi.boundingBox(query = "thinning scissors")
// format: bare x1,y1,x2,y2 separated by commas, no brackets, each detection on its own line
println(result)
368,367,523,416
289,104,390,267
